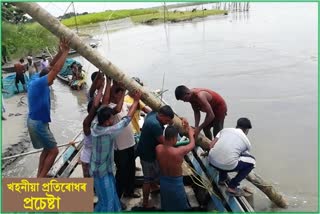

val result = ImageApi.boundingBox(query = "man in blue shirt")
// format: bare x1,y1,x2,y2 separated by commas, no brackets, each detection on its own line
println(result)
137,105,175,208
27,38,70,178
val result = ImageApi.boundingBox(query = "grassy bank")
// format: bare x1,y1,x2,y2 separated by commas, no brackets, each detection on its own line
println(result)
62,9,158,27
61,8,227,27
2,22,57,59
131,9,227,24
2,7,226,60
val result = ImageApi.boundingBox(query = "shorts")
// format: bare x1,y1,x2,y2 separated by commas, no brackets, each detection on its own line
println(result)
27,117,57,149
15,74,25,84
140,159,160,183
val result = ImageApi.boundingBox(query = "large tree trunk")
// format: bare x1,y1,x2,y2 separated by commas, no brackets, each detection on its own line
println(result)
14,2,287,209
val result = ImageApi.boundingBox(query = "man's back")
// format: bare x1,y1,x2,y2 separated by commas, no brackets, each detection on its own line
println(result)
28,75,51,123
209,128,251,170
191,88,227,114
14,63,25,75
156,145,184,177
137,111,163,162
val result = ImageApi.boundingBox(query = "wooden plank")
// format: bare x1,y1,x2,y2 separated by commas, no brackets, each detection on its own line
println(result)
193,146,254,212
185,185,199,208
186,152,228,212
49,146,76,177
59,144,83,178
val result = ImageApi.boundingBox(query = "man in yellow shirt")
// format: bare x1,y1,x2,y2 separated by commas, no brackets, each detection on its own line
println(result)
124,77,151,135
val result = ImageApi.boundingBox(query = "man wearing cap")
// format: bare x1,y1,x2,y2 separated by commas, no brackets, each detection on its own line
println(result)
208,117,255,196
26,55,38,79
40,54,49,71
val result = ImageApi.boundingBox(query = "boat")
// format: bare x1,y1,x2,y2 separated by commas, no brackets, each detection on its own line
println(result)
56,58,87,90
48,92,254,212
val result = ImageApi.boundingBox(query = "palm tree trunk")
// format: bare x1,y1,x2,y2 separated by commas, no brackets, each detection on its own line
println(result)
14,2,288,208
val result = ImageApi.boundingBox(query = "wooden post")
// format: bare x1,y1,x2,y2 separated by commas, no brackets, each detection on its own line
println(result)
14,2,288,209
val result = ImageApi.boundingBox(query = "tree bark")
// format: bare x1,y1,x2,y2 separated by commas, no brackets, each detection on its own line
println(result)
14,2,287,209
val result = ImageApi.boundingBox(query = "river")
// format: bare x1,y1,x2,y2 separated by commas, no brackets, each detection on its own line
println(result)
2,2,317,212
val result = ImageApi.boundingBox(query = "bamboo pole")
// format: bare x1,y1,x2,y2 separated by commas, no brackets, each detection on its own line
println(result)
247,172,288,208
14,2,288,209
2,130,82,161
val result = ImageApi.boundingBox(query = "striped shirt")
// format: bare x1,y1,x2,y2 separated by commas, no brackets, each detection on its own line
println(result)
90,116,131,177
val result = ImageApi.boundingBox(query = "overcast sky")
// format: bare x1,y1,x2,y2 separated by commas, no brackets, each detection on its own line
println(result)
37,2,174,17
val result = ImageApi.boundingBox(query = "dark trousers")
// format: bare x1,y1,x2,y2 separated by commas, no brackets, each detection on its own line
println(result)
114,145,136,198
218,155,255,189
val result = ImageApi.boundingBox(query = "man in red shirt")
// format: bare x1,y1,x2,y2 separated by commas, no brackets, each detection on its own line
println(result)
175,85,227,140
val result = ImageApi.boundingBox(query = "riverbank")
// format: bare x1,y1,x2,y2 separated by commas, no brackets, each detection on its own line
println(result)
131,9,227,24
62,8,227,27
2,93,31,170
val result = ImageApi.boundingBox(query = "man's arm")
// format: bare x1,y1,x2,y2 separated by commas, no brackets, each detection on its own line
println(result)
197,92,215,133
112,90,125,114
83,81,105,136
91,116,131,137
89,72,102,99
127,90,142,118
156,135,165,145
209,137,219,149
176,126,195,156
142,105,152,114
47,38,70,85
102,75,111,105
192,104,201,128
49,47,63,67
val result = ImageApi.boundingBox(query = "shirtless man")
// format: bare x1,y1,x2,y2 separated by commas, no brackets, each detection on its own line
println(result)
14,58,27,93
175,85,227,140
156,121,195,211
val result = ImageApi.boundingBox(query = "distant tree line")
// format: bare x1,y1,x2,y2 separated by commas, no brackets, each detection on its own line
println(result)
58,11,88,20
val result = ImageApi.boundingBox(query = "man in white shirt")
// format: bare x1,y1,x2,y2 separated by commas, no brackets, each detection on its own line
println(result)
208,118,255,196
110,82,141,204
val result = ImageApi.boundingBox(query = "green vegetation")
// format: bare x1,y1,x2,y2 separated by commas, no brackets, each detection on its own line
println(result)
61,9,158,27
2,7,226,59
131,9,227,24
2,22,57,59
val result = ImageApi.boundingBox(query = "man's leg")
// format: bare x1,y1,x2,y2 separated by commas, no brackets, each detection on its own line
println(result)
115,148,129,198
228,158,255,191
203,126,213,140
124,146,139,197
37,149,50,177
38,147,59,177
15,80,19,93
21,77,27,92
213,117,224,138
82,162,90,178
141,160,155,208
218,170,228,184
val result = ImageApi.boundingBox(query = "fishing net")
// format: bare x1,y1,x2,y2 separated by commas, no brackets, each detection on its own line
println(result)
2,73,38,99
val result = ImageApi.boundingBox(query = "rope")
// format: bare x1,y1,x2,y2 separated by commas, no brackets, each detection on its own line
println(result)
182,162,222,200
2,130,83,161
